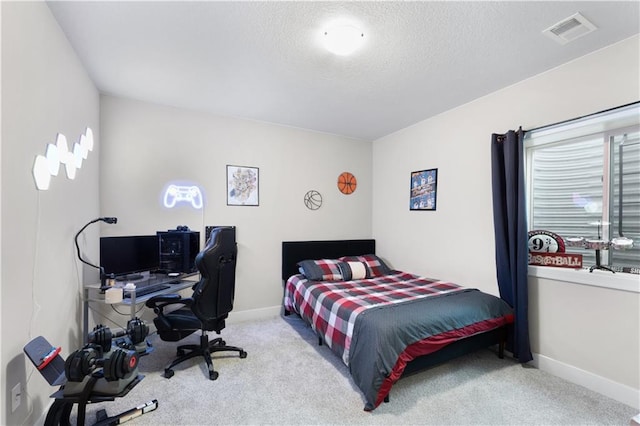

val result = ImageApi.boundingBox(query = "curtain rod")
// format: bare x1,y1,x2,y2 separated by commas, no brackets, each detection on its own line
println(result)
523,100,640,133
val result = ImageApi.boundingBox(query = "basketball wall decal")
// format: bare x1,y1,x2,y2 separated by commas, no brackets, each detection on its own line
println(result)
304,190,323,210
337,172,357,195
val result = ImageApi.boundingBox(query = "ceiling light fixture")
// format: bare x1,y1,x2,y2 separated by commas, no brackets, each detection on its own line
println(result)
323,23,364,56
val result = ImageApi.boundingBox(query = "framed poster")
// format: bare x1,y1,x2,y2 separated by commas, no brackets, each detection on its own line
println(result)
227,165,259,206
410,168,438,211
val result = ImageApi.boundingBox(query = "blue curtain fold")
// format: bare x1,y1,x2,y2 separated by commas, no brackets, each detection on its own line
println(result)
491,128,533,363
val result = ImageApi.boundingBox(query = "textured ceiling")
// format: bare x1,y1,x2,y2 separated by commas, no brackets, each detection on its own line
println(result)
47,1,639,141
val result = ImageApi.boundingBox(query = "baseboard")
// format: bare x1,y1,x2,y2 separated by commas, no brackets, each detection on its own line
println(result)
227,305,281,323
532,353,639,410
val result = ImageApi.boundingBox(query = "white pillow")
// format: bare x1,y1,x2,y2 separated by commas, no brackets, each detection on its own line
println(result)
348,261,367,280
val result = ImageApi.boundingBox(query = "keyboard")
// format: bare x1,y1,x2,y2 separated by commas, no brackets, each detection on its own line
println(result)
123,284,170,299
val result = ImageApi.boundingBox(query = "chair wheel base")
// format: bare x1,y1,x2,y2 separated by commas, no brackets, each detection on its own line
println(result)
164,369,174,379
240,351,247,359
209,371,219,380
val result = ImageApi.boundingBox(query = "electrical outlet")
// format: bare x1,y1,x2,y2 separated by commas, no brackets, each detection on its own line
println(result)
11,383,21,412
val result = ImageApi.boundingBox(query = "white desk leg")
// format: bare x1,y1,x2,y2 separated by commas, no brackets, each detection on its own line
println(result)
130,292,136,320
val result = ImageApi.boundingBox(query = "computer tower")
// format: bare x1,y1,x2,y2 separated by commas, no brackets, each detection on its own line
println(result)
157,230,200,273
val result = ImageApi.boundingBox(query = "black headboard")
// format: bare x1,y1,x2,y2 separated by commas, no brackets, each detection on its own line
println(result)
281,239,376,281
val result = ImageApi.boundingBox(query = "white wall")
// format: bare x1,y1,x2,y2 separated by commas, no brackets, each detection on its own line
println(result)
2,3,637,422
529,276,639,404
99,95,372,319
1,3,100,425
372,36,640,407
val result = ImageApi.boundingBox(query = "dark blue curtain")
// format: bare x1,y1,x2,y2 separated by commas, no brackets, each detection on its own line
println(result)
491,128,533,363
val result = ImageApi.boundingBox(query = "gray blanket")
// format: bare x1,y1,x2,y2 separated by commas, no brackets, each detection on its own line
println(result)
348,288,513,410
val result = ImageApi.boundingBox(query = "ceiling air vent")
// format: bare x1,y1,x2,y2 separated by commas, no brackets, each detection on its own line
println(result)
543,12,597,45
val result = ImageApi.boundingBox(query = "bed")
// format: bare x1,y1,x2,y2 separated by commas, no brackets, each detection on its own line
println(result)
282,239,514,411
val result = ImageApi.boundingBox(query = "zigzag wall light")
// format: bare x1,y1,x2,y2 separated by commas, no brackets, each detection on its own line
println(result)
32,127,94,190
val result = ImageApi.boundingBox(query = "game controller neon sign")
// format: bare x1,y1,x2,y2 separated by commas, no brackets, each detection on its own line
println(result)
163,184,203,209
32,128,94,190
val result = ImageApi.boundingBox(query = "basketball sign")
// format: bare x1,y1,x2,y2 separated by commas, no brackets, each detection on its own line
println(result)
338,172,357,195
527,230,565,253
527,230,582,268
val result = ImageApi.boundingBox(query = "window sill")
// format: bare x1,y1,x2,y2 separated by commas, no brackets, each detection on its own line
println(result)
528,266,640,293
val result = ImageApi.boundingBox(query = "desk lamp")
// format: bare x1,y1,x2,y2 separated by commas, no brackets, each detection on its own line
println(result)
75,217,118,289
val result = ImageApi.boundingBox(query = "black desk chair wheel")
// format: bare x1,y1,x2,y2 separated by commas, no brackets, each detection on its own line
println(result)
146,226,247,380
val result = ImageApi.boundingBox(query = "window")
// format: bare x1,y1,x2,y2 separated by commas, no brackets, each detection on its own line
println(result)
525,103,640,276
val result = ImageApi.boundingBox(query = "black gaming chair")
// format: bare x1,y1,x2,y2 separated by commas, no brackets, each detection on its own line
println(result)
146,227,247,380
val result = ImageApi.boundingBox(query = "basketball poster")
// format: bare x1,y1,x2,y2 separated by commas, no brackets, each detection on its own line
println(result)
410,168,438,211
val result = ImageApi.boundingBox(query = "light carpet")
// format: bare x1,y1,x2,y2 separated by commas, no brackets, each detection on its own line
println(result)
69,315,637,425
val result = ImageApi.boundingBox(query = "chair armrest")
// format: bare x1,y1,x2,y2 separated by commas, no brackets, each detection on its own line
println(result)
146,293,180,307
145,294,193,311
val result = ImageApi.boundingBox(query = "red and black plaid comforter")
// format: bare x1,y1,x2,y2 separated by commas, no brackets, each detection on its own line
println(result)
284,271,464,364
283,271,514,410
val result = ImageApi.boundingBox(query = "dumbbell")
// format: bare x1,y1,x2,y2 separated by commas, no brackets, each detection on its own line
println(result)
89,319,148,350
126,318,149,345
103,348,139,381
64,346,138,382
64,346,101,382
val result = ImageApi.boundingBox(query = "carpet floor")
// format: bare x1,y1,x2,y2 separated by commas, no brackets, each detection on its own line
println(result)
68,315,637,425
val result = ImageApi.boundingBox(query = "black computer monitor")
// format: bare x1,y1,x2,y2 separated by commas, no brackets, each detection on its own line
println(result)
100,235,160,280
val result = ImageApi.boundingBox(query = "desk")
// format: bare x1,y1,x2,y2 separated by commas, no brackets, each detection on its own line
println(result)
83,272,199,341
